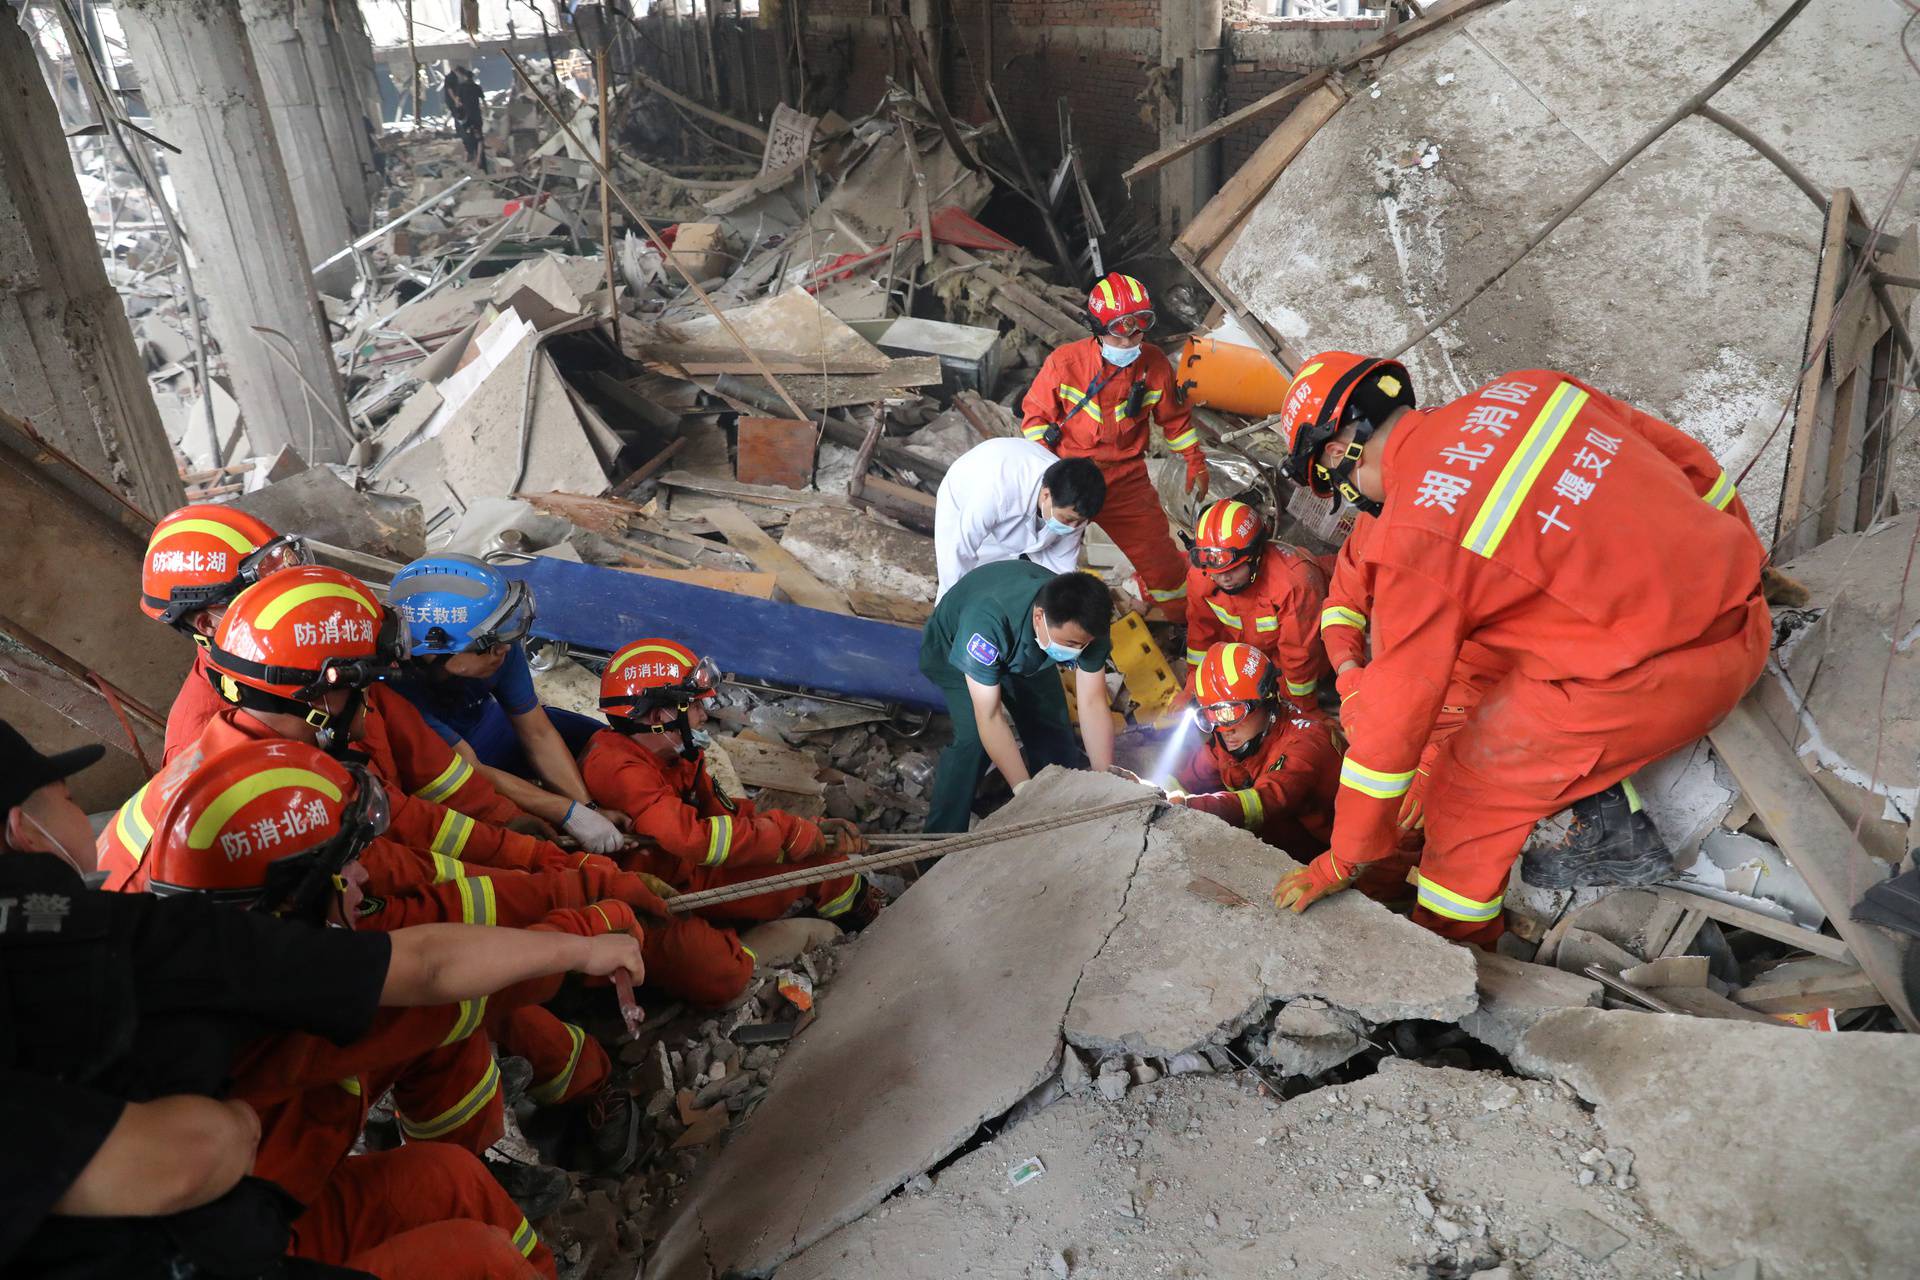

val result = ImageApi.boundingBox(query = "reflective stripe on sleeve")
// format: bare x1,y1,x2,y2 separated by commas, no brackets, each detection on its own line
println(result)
1164,427,1199,452
1148,582,1186,603
114,783,156,864
1185,647,1206,666
1233,788,1265,829
512,1219,539,1258
1206,600,1243,628
429,851,466,884
527,1023,589,1105
338,1076,362,1097
1286,677,1319,697
1023,421,1051,441
1703,470,1737,511
398,1056,501,1139
453,876,497,927
430,809,475,858
1321,604,1367,632
1461,382,1589,559
1339,758,1416,799
1254,615,1279,634
703,815,733,867
1415,873,1503,923
413,753,474,804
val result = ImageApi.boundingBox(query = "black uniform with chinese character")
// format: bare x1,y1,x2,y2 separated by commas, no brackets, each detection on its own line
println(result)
0,852,392,1277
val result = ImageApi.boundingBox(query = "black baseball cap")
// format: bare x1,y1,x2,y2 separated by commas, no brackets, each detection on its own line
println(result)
0,718,105,818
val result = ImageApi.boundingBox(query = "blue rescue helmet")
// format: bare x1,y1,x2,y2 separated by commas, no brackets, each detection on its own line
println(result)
388,553,536,657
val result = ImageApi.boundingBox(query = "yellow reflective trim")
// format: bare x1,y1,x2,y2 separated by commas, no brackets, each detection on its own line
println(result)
607,639,696,676
817,875,862,919
1321,605,1367,631
512,1218,538,1258
114,782,155,863
1147,582,1186,603
1206,599,1243,629
1096,279,1118,309
1286,677,1318,697
413,753,473,804
1461,383,1589,558
1185,648,1206,666
1122,274,1145,302
453,876,497,927
527,1023,589,1105
1023,422,1051,440
439,994,489,1047
1704,470,1737,511
1140,389,1163,406
252,580,379,629
1254,615,1280,633
1415,873,1503,922
1233,788,1264,829
704,815,732,867
187,769,343,850
399,1057,500,1139
740,944,758,964
1164,429,1199,451
338,1075,362,1097
429,851,465,884
1621,776,1644,813
431,810,475,858
151,517,258,554
1339,758,1416,799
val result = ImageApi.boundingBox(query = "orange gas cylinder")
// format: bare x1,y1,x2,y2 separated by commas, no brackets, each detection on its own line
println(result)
1175,337,1293,417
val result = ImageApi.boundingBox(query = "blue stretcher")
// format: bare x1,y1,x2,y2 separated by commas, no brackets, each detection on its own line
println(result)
500,556,945,710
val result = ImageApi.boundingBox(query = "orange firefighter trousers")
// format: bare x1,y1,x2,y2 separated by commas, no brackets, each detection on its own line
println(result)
1093,458,1188,605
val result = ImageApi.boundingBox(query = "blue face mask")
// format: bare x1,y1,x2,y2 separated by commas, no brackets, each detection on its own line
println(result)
1100,342,1143,368
1044,516,1077,537
1039,616,1084,664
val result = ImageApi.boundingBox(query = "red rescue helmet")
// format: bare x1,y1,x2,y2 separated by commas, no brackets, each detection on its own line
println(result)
1192,642,1278,730
1190,499,1267,576
207,567,401,728
141,504,311,630
1087,272,1154,338
133,740,389,923
1277,351,1414,516
599,637,721,721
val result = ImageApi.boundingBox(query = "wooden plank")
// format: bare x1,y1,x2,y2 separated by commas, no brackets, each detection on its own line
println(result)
1171,240,1302,373
1656,906,1707,958
710,732,827,795
1733,967,1887,1014
1646,984,1793,1025
1817,366,1866,543
885,2,978,172
1707,696,1920,1033
1174,83,1348,260
1651,887,1853,963
614,566,779,598
847,588,932,626
735,418,817,490
610,436,688,499
657,470,849,509
703,504,853,615
1775,188,1852,555
632,66,769,142
1121,0,1503,185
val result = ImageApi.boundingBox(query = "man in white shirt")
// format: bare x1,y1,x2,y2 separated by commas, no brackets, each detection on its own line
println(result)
935,439,1107,601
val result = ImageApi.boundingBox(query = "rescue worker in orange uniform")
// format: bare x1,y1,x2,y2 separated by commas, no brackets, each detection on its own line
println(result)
1021,272,1206,614
1270,353,1768,946
1171,643,1341,858
580,638,881,930
138,503,314,763
1184,499,1331,702
130,740,651,1278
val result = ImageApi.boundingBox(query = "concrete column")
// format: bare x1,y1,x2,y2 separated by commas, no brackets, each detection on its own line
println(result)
117,0,349,464
332,1,387,155
0,15,184,520
1159,0,1224,234
237,0,369,271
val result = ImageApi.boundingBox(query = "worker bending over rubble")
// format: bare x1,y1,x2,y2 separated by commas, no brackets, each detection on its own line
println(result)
1184,499,1332,700
1270,352,1768,946
581,637,882,931
934,438,1107,601
920,561,1116,832
1170,643,1341,859
0,716,637,1277
1022,272,1207,616
388,553,627,854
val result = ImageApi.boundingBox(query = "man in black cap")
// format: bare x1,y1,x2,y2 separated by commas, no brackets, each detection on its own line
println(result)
0,720,644,1276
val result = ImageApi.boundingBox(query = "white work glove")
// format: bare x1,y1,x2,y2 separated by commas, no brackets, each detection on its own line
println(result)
562,801,625,854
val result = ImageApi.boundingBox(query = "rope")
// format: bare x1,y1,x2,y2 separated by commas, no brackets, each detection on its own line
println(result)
85,672,154,778
665,796,1163,914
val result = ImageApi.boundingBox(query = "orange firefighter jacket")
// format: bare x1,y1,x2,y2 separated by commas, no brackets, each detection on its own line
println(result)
1020,338,1199,462
1177,703,1341,853
1327,370,1765,872
1184,543,1332,698
579,729,824,881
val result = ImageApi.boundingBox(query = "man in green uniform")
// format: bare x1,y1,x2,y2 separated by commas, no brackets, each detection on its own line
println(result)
920,561,1115,832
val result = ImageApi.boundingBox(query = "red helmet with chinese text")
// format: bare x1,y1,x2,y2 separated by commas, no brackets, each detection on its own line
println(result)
1190,499,1267,578
206,567,402,731
141,504,311,630
599,637,722,759
133,740,389,924
1086,272,1154,337
1277,351,1414,517
1192,642,1279,732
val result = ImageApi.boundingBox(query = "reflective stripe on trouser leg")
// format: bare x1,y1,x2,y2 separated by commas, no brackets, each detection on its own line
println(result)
1413,872,1503,923
398,1056,501,1141
526,1022,588,1106
817,874,863,918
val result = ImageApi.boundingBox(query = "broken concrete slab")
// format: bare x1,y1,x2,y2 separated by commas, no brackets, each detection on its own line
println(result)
645,769,1159,1279
1257,997,1367,1078
777,505,938,603
229,465,425,564
1063,801,1477,1060
782,1063,1703,1279
1460,950,1604,1059
1515,1008,1920,1279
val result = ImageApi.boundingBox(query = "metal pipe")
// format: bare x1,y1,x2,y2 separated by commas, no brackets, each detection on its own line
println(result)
310,175,475,275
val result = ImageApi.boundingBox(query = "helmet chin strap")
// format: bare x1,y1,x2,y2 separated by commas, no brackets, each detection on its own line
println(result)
315,689,367,757
1315,429,1384,518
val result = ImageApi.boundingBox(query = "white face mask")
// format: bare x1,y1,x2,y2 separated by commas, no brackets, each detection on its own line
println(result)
22,808,87,877
1100,342,1143,368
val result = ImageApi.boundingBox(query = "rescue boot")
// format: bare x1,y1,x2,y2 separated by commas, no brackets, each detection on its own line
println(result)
1520,780,1673,889
497,1054,535,1109
484,1155,572,1219
576,1081,641,1177
834,877,890,933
